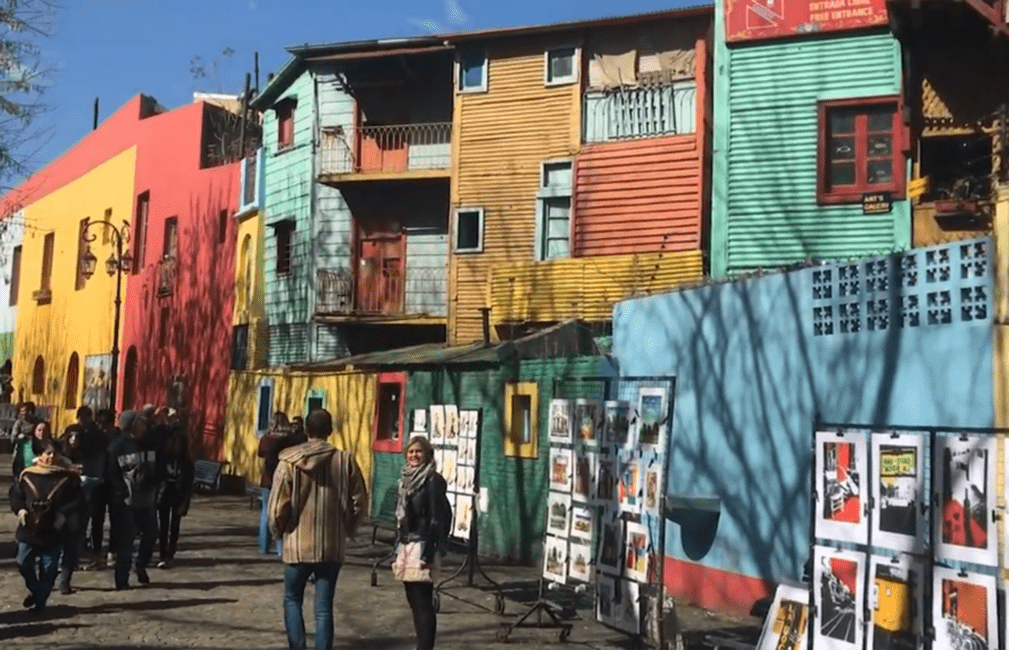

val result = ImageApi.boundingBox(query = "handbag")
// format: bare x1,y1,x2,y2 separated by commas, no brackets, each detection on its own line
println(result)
391,541,436,582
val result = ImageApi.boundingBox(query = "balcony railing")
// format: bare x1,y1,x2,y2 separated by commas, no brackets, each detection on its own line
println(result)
318,123,452,176
157,257,176,297
583,82,696,143
316,265,447,317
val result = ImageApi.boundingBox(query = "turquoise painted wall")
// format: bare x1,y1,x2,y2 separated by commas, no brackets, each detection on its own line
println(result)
710,5,909,278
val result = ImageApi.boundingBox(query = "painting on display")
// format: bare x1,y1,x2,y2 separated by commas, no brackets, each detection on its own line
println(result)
575,399,601,445
573,451,596,501
867,555,924,650
461,410,479,438
603,401,631,449
453,496,473,540
549,448,573,493
543,535,568,584
596,575,617,626
814,430,868,545
597,518,623,575
570,505,594,542
412,408,427,434
83,354,113,413
613,578,640,634
568,541,592,583
442,449,458,491
430,405,446,445
434,449,445,475
618,459,641,512
547,493,572,536
597,458,617,503
932,567,996,650
643,466,661,516
812,545,865,650
457,437,474,466
936,434,997,566
445,404,459,442
871,433,925,554
623,521,650,583
755,583,809,650
635,387,668,453
549,399,573,444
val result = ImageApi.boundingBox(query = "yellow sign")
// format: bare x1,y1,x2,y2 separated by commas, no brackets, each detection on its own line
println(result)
908,177,930,199
880,451,915,476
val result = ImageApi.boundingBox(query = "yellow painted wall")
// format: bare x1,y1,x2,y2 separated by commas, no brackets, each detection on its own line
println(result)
14,148,138,432
233,210,268,368
488,250,703,324
450,35,581,343
222,368,377,493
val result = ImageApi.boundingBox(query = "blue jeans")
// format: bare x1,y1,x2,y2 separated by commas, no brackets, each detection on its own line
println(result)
259,487,281,555
17,542,60,609
283,562,341,650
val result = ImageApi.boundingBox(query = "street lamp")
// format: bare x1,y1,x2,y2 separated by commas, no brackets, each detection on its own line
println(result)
79,218,132,412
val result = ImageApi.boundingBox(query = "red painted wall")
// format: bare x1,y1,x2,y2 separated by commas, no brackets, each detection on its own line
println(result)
664,555,774,618
725,0,888,43
118,102,239,460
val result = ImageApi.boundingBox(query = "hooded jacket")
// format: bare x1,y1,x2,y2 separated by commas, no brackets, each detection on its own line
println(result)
9,462,85,549
267,438,368,564
107,430,162,509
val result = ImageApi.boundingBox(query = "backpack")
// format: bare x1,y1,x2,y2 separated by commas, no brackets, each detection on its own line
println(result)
21,474,71,536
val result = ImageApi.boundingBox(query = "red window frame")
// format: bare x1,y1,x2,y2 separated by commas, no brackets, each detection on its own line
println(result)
372,371,406,453
816,96,906,204
276,100,296,150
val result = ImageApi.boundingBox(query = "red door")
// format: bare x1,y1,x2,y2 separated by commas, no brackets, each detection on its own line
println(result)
357,234,405,314
356,88,409,173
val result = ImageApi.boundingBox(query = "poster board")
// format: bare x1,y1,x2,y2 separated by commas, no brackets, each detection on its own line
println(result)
866,554,925,650
814,430,869,545
755,583,808,650
934,434,997,566
812,545,866,650
932,567,997,650
870,433,926,555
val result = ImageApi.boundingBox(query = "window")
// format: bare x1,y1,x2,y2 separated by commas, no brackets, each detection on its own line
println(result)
218,209,228,244
231,324,249,371
537,160,573,260
274,220,294,276
503,381,539,458
31,356,44,395
256,379,274,435
75,218,88,290
545,46,577,86
163,217,178,260
276,99,296,150
159,306,170,348
133,191,149,273
817,98,904,204
122,346,138,409
39,232,54,291
919,134,992,202
64,352,79,409
9,244,20,306
305,388,325,417
458,49,487,92
454,208,484,253
373,372,406,452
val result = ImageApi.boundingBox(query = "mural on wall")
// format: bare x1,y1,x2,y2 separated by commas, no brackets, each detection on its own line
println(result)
82,354,112,412
932,567,996,650
813,546,865,650
871,433,925,554
724,0,889,43
936,435,996,566
815,431,868,545
867,555,924,650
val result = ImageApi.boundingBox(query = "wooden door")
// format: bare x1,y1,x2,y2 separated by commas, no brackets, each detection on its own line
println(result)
357,233,405,314
357,87,409,173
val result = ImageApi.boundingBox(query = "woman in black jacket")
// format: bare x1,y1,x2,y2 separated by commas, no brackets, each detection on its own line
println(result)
156,426,194,568
395,435,452,650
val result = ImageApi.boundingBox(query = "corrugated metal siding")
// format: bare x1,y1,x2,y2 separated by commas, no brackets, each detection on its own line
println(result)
489,249,702,323
268,322,310,366
314,322,348,361
405,226,448,315
575,134,702,256
314,67,355,279
713,32,909,276
451,38,579,343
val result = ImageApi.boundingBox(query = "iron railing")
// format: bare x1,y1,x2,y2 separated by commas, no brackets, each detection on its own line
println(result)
316,265,447,316
583,83,696,143
157,257,176,297
318,123,452,175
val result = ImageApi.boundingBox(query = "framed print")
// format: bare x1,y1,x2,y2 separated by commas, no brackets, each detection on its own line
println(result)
812,545,865,650
815,430,869,545
434,449,445,476
623,521,650,583
457,437,472,466
570,505,594,542
549,399,573,444
871,433,925,554
459,466,474,494
549,447,573,493
453,495,473,540
618,459,641,512
635,387,668,453
597,517,623,575
643,466,661,516
445,404,459,442
936,434,997,566
575,399,601,445
546,492,571,536
573,451,596,502
462,409,480,438
443,449,458,491
568,541,592,582
603,400,631,450
596,575,617,626
867,555,924,650
542,535,568,584
613,578,640,634
597,457,617,503
932,566,996,650
412,408,427,434
755,583,809,650
430,405,446,445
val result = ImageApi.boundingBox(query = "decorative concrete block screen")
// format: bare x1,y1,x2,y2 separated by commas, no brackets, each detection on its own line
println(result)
811,238,990,337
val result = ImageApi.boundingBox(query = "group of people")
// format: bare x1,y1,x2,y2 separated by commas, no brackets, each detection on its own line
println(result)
8,401,195,612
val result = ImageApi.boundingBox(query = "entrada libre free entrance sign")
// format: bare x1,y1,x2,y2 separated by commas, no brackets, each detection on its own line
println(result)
725,0,889,43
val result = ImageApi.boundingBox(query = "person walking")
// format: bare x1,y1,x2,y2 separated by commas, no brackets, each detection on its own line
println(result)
268,408,367,650
9,438,85,613
393,436,452,650
157,424,193,568
55,407,104,594
95,408,119,567
257,412,290,555
107,410,162,589
11,402,39,477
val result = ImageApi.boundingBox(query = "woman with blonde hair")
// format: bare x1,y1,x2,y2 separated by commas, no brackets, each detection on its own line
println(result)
393,435,452,650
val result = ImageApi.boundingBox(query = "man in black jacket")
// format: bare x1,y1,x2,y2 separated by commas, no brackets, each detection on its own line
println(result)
9,438,84,613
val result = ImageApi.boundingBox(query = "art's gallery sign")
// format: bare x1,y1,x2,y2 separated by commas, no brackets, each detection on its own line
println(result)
725,0,889,43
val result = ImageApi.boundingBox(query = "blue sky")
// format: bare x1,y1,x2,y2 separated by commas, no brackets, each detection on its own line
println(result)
26,0,703,179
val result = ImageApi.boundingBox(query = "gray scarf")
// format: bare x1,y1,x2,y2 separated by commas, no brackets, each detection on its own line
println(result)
396,460,434,528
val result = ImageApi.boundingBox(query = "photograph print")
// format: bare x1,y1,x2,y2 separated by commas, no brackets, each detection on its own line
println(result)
643,466,661,515
635,387,668,452
867,555,924,650
452,495,473,540
618,459,641,512
575,399,601,445
412,408,427,434
542,535,568,584
623,521,650,583
430,405,446,445
546,492,572,536
597,517,623,575
814,430,869,545
573,451,596,501
597,457,617,503
936,434,997,566
932,566,996,650
568,541,593,582
550,447,573,493
570,505,594,542
549,399,573,444
812,545,865,650
444,404,459,442
755,583,809,650
871,433,925,554
603,400,631,449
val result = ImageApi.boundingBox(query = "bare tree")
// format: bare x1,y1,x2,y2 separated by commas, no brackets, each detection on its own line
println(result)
190,47,261,167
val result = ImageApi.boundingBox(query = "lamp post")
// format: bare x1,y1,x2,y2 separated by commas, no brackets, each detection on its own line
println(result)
79,219,132,413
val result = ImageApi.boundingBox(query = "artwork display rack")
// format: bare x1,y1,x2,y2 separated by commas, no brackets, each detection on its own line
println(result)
497,375,675,647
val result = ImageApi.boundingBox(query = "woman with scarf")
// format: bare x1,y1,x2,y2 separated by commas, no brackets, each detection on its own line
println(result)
393,435,452,650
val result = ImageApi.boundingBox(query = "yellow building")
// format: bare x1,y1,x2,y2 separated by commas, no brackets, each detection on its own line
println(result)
233,150,268,370
13,148,137,432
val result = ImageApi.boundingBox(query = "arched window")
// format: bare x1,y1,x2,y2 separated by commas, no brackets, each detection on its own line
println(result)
64,352,80,409
123,346,138,409
31,356,44,395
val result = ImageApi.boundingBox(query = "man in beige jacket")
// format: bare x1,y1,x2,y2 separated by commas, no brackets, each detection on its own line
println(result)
268,408,367,650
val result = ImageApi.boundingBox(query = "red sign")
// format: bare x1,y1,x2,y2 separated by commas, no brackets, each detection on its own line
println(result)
725,0,889,43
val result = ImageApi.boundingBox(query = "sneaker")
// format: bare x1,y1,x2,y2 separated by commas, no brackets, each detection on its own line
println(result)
136,567,150,584
157,559,173,569
22,594,35,608
58,581,73,595
107,552,115,566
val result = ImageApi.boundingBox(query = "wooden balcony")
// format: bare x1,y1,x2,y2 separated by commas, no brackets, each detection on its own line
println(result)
317,123,452,184
315,266,447,323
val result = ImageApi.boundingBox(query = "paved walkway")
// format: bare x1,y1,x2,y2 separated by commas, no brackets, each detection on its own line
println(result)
0,455,757,649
